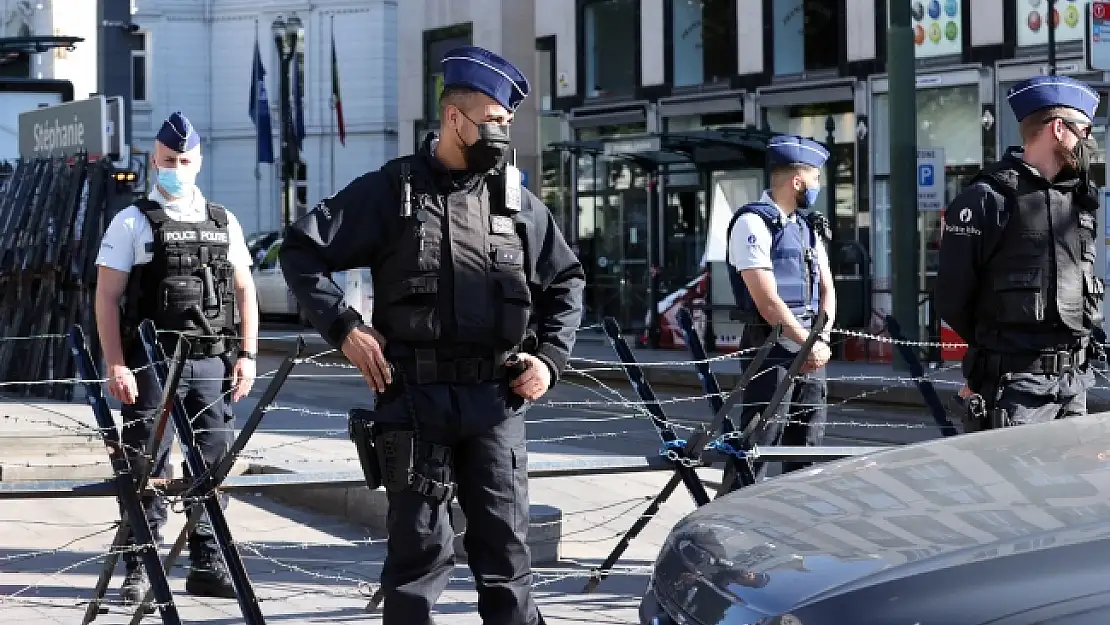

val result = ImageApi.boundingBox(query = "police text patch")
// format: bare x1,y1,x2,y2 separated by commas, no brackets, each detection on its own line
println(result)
490,215,514,235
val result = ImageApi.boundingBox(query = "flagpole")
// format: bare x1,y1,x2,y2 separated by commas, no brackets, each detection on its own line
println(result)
254,19,262,235
330,14,336,192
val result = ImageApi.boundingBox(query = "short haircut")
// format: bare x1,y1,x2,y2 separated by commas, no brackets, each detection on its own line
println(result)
1019,105,1078,143
438,86,482,119
770,163,816,188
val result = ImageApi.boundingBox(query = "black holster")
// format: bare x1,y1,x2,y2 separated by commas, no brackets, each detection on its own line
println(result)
348,408,383,490
963,393,988,434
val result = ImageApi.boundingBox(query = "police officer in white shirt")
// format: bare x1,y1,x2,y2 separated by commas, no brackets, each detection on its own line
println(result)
93,111,258,602
724,134,837,483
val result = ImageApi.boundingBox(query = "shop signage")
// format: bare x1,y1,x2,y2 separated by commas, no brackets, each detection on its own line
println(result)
909,0,963,59
604,137,661,156
1017,0,1084,48
917,148,946,211
1088,2,1110,71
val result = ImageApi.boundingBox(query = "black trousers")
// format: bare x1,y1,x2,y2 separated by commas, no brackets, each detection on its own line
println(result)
969,366,1094,431
734,344,828,484
120,345,233,552
372,379,543,625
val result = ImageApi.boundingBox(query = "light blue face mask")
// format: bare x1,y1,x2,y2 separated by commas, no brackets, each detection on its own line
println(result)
156,167,195,197
802,185,821,208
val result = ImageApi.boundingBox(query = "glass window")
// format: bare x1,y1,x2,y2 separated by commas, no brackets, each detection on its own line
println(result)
671,0,734,88
536,42,554,111
872,85,982,174
583,0,638,98
131,32,148,103
424,24,472,122
773,0,840,76
1015,3,1084,47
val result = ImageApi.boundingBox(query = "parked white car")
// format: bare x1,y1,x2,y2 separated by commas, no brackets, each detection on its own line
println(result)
253,238,374,325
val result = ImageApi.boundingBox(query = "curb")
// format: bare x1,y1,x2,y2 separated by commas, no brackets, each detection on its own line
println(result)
248,464,563,565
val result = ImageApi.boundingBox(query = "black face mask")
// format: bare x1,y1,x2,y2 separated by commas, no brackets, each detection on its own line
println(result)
457,119,512,175
1073,136,1097,174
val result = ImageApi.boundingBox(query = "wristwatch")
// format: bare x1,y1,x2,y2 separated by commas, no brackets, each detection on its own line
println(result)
239,350,257,360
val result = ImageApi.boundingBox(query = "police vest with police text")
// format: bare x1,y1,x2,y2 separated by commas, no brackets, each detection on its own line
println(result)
372,157,532,352
726,202,821,329
972,162,1104,338
123,199,238,355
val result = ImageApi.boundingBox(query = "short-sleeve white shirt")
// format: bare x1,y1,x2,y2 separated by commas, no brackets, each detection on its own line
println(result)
726,191,829,351
95,186,253,273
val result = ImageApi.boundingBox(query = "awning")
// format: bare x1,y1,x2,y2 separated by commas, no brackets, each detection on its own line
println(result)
549,127,784,170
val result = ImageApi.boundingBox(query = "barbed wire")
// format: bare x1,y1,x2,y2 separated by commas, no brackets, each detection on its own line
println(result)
2,323,1102,621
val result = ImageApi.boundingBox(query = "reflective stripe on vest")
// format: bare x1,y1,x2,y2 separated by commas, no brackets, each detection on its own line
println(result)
726,202,820,327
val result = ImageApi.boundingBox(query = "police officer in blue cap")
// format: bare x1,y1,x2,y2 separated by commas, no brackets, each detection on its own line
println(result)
938,75,1104,431
725,134,836,482
280,45,583,624
94,111,259,601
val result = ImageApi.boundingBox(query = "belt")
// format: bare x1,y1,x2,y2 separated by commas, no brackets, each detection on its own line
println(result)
159,332,227,360
986,349,1087,376
390,346,510,385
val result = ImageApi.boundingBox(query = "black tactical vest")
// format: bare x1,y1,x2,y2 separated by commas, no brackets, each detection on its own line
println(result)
372,157,531,353
123,199,238,356
972,161,1103,349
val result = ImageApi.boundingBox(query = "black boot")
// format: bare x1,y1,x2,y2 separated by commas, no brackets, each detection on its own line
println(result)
119,553,149,604
185,540,236,599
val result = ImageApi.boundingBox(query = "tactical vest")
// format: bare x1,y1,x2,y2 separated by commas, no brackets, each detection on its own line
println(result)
122,199,238,357
726,202,821,329
372,157,532,355
972,162,1104,343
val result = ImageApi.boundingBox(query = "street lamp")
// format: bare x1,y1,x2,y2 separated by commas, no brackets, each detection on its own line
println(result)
272,13,303,228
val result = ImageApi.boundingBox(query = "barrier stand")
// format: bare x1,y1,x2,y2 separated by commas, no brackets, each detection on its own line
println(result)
81,330,188,623
126,327,305,624
884,315,959,437
673,306,779,494
583,316,787,593
137,318,306,625
68,324,183,625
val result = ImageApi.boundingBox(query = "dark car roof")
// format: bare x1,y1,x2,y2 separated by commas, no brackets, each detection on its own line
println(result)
655,412,1110,624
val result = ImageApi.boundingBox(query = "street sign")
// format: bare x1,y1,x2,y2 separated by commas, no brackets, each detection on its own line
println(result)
917,148,945,211
1088,2,1110,71
18,96,108,160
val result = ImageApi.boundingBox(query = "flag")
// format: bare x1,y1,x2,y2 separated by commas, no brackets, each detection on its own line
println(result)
331,30,346,147
248,40,274,164
291,51,305,153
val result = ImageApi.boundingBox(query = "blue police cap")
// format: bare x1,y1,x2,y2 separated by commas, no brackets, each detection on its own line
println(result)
156,111,200,153
767,135,829,169
441,45,530,112
1006,75,1100,122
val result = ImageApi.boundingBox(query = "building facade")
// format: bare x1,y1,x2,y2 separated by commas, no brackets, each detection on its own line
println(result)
130,0,398,237
508,0,1110,351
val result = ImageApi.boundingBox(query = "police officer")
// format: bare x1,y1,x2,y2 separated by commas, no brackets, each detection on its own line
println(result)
93,112,259,602
725,135,836,482
937,76,1104,432
279,45,584,625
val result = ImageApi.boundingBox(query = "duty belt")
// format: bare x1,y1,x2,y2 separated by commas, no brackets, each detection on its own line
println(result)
159,332,227,360
390,346,510,385
984,349,1087,376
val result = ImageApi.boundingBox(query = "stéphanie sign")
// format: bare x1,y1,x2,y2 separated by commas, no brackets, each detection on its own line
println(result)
18,96,108,160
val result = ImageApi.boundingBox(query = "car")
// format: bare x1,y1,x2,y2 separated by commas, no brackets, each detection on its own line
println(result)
253,237,374,325
640,413,1110,625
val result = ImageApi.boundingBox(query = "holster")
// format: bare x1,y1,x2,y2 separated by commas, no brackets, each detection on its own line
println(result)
963,393,989,434
347,408,383,491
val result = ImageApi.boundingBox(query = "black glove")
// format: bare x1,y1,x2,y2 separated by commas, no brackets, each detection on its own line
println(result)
803,210,832,242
